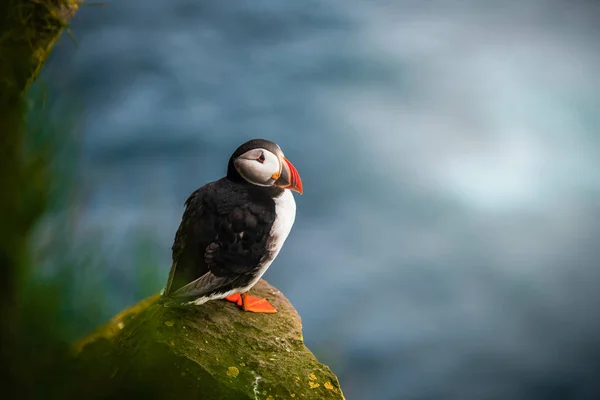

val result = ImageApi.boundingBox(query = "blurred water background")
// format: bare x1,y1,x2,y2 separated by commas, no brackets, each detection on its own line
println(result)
34,0,600,399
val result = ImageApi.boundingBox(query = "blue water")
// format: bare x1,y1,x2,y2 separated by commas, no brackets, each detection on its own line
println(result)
41,1,600,399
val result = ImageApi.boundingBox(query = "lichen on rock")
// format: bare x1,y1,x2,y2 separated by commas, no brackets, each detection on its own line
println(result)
73,279,345,400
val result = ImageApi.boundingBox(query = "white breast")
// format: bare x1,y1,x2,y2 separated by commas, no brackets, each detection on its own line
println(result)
240,189,297,292
268,189,297,253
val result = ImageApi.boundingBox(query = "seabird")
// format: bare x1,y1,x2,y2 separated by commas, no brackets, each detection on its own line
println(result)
162,139,302,313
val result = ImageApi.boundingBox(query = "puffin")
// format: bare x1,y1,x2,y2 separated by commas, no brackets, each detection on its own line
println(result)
162,139,302,313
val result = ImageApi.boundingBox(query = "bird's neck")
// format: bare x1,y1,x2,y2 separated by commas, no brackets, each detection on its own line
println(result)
226,157,245,183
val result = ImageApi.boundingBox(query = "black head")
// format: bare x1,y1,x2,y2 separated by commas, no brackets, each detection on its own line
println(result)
226,139,303,194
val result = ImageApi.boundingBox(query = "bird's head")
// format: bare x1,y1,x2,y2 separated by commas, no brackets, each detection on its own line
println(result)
227,139,303,194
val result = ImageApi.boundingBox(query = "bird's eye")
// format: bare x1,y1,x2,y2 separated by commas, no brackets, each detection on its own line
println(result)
257,153,265,163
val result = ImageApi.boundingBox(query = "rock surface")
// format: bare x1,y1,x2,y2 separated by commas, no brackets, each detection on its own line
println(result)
73,280,345,400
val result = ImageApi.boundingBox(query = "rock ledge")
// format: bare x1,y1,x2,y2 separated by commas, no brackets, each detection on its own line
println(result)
74,279,345,400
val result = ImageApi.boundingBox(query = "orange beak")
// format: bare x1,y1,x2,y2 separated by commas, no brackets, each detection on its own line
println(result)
273,156,303,194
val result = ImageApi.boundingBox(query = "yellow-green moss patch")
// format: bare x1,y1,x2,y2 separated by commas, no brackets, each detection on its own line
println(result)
74,280,345,400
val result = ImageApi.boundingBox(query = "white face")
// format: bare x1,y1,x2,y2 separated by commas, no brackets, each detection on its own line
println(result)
233,148,282,187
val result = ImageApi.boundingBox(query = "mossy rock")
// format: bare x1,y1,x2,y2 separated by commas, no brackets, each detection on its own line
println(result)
73,280,345,400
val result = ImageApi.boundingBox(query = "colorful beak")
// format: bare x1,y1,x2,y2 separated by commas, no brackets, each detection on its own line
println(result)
273,156,303,194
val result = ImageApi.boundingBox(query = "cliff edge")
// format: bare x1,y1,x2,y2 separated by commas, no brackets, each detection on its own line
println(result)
73,279,345,400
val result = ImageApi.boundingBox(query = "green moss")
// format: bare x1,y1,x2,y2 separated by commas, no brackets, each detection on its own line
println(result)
0,0,79,305
0,0,79,100
74,280,345,400
0,2,79,396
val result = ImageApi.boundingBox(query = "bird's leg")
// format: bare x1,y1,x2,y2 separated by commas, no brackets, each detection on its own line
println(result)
241,292,277,314
224,293,243,306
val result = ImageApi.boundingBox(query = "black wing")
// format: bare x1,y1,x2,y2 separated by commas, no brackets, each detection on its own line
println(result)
163,179,275,300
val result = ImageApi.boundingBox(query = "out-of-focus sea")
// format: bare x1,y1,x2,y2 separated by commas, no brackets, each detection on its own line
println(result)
40,1,600,399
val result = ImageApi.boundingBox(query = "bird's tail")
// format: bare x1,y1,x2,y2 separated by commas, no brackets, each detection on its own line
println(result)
157,262,181,307
162,261,178,297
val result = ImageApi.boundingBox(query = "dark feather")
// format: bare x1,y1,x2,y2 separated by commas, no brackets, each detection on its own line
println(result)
163,177,278,301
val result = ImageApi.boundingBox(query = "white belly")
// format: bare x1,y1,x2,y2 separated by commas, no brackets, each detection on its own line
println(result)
240,189,297,291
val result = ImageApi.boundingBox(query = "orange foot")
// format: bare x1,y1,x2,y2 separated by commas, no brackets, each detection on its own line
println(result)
224,292,277,314
225,293,243,306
